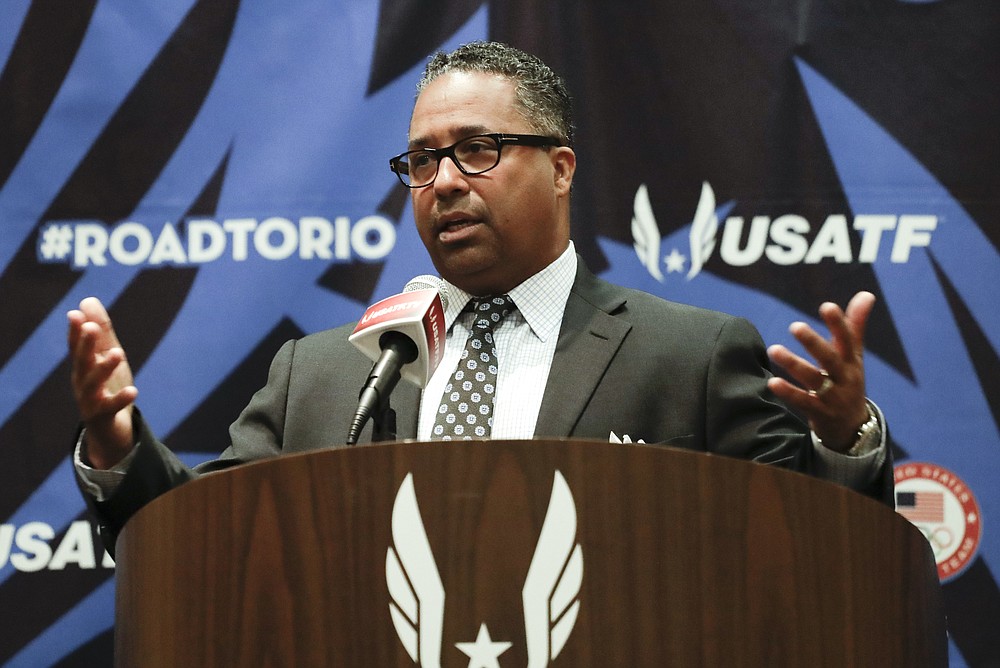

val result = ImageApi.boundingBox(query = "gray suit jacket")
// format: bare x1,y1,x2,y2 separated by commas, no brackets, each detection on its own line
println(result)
85,260,892,546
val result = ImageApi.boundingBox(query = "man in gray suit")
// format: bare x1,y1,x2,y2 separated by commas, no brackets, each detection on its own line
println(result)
70,42,889,546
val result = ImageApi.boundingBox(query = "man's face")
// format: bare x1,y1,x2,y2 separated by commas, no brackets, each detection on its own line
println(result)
407,72,576,296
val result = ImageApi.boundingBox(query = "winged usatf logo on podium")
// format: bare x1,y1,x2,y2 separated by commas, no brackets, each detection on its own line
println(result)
386,471,584,667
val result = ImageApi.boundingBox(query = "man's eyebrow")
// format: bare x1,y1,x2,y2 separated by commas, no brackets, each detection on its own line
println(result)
408,125,495,149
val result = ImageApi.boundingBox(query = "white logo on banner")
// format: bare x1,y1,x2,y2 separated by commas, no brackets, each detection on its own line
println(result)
0,521,115,571
386,471,583,667
36,215,395,268
631,181,938,280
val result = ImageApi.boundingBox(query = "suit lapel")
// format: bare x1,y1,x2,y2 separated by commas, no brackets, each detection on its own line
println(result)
534,261,631,437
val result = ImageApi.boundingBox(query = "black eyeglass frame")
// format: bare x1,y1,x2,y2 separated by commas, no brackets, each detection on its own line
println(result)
388,133,565,189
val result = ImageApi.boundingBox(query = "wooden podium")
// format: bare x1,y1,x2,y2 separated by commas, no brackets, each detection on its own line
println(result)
115,440,946,666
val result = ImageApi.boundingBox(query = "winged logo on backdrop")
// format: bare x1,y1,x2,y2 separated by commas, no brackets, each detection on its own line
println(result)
630,179,939,282
632,182,719,281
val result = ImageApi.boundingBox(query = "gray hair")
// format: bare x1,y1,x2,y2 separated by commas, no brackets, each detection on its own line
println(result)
417,41,575,147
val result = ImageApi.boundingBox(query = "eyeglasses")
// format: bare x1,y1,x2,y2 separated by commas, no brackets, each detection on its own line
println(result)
389,133,564,188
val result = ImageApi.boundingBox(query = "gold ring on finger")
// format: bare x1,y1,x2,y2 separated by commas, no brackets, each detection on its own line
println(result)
808,370,834,398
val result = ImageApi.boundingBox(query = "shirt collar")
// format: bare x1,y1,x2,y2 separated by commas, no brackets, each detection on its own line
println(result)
441,241,577,343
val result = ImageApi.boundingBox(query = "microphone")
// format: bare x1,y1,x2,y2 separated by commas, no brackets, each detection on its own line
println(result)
346,275,449,444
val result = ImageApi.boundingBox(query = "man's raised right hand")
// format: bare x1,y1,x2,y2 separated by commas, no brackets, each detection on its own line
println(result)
67,297,138,469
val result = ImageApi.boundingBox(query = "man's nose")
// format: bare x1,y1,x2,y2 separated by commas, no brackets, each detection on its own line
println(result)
433,155,469,194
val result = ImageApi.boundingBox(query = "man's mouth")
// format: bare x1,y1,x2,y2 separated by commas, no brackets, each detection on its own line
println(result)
436,217,481,243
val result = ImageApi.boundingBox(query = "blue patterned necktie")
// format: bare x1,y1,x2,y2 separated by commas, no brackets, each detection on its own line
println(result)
432,295,515,440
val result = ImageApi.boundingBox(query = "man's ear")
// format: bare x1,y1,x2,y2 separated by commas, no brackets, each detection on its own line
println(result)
552,146,576,197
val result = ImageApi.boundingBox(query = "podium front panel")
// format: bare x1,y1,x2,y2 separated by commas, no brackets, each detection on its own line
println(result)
115,439,945,666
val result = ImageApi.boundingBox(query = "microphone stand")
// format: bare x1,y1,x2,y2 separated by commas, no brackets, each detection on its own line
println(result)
346,332,415,445
371,398,397,442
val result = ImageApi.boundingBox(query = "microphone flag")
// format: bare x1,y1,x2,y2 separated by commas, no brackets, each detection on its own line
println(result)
349,280,447,388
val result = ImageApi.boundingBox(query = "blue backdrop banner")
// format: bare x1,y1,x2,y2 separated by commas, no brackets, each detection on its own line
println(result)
1,1,997,665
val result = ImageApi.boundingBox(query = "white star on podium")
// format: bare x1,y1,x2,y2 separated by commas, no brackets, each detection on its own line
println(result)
455,623,512,668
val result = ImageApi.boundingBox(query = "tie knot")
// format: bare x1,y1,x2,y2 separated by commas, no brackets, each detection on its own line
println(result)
471,295,514,331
